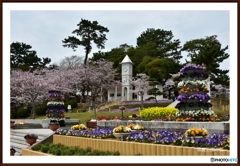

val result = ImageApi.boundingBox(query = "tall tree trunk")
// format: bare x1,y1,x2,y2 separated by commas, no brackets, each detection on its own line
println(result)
141,95,144,110
84,46,90,65
31,103,36,119
81,87,86,103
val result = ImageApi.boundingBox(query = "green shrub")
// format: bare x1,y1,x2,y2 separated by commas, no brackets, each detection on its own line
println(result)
35,103,47,116
17,107,30,118
75,148,86,155
31,144,41,151
11,108,18,119
48,148,55,154
33,143,120,156
71,100,78,108
113,151,120,155
54,149,62,155
65,99,78,109
140,107,178,119
41,145,50,153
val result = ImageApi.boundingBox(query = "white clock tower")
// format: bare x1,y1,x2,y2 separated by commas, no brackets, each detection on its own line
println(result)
121,55,133,101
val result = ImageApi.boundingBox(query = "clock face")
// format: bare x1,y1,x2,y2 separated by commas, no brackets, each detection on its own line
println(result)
123,67,128,72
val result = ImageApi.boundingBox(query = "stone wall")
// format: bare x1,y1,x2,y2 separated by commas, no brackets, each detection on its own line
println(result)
97,121,229,134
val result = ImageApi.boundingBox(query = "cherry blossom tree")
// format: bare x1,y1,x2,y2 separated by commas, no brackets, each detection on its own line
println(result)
45,67,75,96
211,84,229,99
130,73,150,109
11,60,118,119
59,55,83,68
11,69,50,119
79,60,119,118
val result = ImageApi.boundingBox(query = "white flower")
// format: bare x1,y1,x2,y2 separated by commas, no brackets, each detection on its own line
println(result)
126,127,131,132
47,101,64,105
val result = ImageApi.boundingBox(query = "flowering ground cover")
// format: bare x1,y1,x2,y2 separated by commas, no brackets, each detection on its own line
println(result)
55,127,229,150
98,100,172,112
96,114,229,122
119,100,173,106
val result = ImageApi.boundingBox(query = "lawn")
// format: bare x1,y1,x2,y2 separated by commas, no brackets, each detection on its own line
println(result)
37,110,140,125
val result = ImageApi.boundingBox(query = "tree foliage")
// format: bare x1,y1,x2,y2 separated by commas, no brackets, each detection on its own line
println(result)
10,60,118,118
59,55,83,68
182,35,229,86
62,19,109,65
10,42,51,71
136,28,182,62
130,73,150,109
162,78,176,99
141,58,182,84
147,79,163,103
10,69,50,118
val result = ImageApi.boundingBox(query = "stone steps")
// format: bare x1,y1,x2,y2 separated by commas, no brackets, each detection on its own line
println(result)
10,129,53,156
98,101,122,111
166,100,179,108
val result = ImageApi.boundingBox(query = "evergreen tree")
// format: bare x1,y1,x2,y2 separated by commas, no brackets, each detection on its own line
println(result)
137,28,182,62
62,19,109,65
182,35,229,86
10,42,51,71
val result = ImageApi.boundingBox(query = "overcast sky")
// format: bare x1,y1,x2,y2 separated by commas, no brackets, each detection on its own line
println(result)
9,4,232,71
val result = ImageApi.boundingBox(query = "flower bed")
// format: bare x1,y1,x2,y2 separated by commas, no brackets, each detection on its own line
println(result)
52,135,229,156
119,100,172,106
12,122,43,129
96,112,229,122
55,128,229,150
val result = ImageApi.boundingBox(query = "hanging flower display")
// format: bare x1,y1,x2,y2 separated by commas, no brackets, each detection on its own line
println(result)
177,93,211,101
175,63,216,121
45,90,66,123
180,63,206,72
178,80,207,88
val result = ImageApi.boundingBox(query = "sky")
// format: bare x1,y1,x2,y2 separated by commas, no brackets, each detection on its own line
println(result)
9,4,232,71
3,2,238,164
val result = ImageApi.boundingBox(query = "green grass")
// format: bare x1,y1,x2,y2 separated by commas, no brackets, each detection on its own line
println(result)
36,111,140,125
211,98,229,116
34,97,230,125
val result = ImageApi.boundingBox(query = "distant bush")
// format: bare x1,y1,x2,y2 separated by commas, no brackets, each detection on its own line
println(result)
11,108,18,119
65,99,78,109
17,107,30,118
35,103,47,116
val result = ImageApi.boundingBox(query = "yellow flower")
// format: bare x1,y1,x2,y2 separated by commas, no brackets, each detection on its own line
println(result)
191,131,195,136
185,127,208,137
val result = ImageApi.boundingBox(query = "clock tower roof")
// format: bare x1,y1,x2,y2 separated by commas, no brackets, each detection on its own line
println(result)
121,55,133,64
